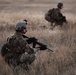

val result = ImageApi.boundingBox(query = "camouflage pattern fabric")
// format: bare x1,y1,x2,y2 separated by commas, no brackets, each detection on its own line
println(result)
4,33,35,65
53,8,64,21
45,8,66,25
45,8,55,22
48,8,63,21
20,52,35,64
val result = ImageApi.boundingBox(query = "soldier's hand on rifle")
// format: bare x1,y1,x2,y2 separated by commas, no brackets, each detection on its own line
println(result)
65,20,68,24
33,47,40,53
26,44,30,48
39,45,47,50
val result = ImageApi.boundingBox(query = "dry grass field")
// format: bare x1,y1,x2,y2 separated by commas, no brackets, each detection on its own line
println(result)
0,0,76,75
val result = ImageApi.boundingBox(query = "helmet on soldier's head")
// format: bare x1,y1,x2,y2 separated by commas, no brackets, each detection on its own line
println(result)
16,21,27,32
57,2,63,8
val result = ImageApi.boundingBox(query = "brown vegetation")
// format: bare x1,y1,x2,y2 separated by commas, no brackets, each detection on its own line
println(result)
0,0,76,75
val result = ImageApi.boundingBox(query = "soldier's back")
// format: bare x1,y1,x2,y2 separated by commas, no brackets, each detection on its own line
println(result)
8,33,28,54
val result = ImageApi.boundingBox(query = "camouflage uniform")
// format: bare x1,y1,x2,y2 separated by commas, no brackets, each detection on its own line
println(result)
45,3,67,28
53,8,61,20
4,33,35,65
53,8,66,25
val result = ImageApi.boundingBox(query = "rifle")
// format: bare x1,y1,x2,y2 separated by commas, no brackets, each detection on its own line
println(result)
22,35,53,52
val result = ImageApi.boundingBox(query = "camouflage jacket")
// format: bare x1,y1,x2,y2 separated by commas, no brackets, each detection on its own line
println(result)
45,8,64,22
53,8,63,20
7,33,34,55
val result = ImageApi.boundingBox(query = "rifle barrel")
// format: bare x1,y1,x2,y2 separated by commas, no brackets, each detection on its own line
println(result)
47,48,53,52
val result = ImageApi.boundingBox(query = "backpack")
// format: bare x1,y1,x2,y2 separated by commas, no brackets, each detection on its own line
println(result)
1,43,10,57
45,8,55,22
1,37,15,57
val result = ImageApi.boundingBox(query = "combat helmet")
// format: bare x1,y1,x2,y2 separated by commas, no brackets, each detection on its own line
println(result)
57,2,63,8
16,20,27,32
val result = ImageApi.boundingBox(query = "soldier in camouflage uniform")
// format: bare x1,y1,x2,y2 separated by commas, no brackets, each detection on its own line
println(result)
45,3,67,29
4,21,39,67
53,3,67,25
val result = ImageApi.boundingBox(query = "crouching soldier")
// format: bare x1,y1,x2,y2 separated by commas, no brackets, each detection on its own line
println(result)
53,2,67,26
1,20,39,69
45,2,67,29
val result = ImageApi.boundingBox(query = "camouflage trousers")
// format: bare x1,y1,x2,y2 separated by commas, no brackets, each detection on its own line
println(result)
4,52,35,65
19,52,35,64
4,53,14,64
